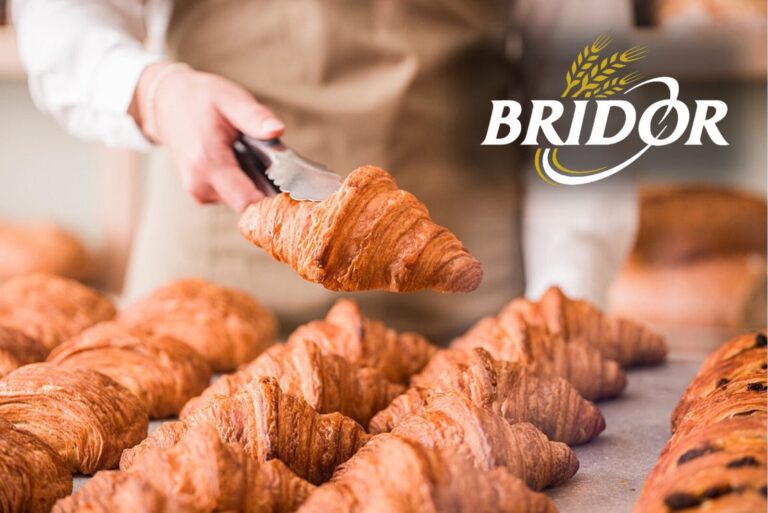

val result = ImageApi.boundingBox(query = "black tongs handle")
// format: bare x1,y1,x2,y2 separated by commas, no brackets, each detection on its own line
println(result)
233,134,279,197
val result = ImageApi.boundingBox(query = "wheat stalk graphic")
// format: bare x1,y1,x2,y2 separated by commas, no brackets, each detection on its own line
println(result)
561,35,646,98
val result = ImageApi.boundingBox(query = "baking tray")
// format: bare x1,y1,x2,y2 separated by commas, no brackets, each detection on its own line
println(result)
72,333,716,512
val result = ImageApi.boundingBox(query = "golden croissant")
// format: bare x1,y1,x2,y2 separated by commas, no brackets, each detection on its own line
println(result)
369,348,605,445
0,324,48,378
122,377,370,485
0,363,148,474
120,278,277,372
417,308,626,401
506,286,667,367
55,424,314,513
181,337,403,425
0,418,72,513
0,273,116,352
47,322,212,419
296,433,558,513
390,393,579,490
239,166,483,293
289,299,436,384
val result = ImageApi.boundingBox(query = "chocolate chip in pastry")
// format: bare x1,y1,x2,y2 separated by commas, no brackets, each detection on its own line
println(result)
295,434,558,513
120,278,277,372
0,418,72,513
180,337,403,426
121,377,370,485
0,273,116,352
0,363,148,474
239,166,483,293
506,286,667,367
47,322,212,419
0,324,48,378
369,348,605,445
420,308,626,401
390,393,579,490
56,424,314,513
290,299,436,385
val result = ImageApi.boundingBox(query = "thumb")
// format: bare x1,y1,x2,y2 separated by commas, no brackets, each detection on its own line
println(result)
216,87,285,140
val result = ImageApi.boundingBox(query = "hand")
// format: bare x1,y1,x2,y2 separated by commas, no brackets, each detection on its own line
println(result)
130,62,284,213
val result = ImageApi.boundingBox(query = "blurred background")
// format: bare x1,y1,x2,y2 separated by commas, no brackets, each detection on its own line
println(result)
0,0,765,336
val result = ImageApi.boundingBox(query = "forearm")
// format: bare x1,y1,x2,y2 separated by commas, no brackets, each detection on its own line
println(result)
12,0,164,149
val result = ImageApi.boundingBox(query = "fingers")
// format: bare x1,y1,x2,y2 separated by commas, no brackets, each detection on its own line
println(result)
216,84,285,140
208,163,265,213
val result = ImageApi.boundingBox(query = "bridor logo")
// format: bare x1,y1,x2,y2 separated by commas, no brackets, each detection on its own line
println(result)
481,34,729,185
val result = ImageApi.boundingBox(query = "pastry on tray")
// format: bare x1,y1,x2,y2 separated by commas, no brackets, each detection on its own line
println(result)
0,273,116,352
54,424,314,513
47,321,212,419
0,324,48,378
0,418,72,513
418,307,626,401
634,331,767,513
239,166,482,293
120,278,277,371
0,363,148,474
506,286,667,367
121,377,370,485
0,222,92,281
295,434,558,513
180,337,403,426
369,347,606,445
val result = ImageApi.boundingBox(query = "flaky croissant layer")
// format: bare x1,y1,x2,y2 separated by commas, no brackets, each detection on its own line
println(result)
239,166,482,293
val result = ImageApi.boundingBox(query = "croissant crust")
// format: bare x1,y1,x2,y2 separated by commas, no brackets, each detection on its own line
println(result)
239,166,483,293
0,324,48,378
0,363,148,474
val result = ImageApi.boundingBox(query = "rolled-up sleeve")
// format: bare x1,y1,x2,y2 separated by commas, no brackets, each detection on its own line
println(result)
12,0,165,149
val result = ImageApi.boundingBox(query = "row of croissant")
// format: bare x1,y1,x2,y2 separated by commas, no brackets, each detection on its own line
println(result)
0,273,667,513
633,330,767,513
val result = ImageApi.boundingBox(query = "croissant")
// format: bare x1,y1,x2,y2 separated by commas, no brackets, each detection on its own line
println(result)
181,338,403,425
671,336,766,431
47,322,212,419
0,273,116,352
418,309,626,401
0,418,72,513
369,348,605,445
0,222,91,281
633,416,766,513
505,286,667,367
390,392,578,490
290,299,436,384
122,377,370,485
120,278,277,371
55,424,314,513
239,166,483,293
0,324,48,378
296,433,558,513
0,363,148,474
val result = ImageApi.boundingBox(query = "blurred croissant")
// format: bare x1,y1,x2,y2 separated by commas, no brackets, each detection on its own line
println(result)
417,308,626,401
369,348,605,445
239,166,483,293
0,324,48,378
55,424,314,513
0,418,72,513
296,434,558,513
506,286,667,367
122,377,370,485
390,393,579,490
0,363,148,474
48,322,211,419
0,273,115,352
181,338,403,425
288,299,436,384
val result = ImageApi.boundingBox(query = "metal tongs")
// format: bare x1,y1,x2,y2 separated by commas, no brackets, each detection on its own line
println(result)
233,135,342,201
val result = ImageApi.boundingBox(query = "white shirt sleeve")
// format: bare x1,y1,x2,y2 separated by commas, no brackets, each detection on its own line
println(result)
11,0,167,149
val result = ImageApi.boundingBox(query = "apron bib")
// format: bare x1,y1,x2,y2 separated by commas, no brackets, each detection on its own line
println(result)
125,0,522,341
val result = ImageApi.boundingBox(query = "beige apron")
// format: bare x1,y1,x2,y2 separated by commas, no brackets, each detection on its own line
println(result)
125,0,522,342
